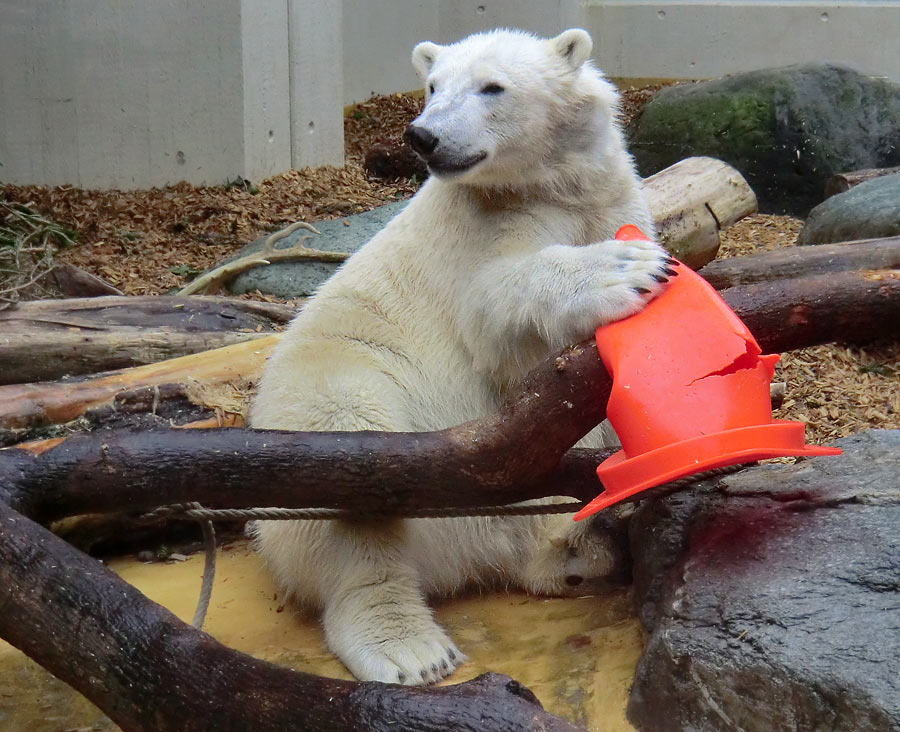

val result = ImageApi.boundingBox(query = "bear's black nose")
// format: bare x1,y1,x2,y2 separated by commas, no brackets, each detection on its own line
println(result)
404,125,439,157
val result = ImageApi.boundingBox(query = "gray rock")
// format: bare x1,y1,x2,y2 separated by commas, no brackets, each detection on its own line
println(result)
628,64,900,216
797,174,900,245
627,430,900,732
227,200,408,298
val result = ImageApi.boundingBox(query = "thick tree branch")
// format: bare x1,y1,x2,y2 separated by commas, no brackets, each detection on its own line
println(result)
3,339,613,523
725,269,900,353
1,265,899,731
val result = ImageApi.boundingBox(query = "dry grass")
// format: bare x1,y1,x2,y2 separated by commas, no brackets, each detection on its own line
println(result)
0,200,78,307
1,90,897,443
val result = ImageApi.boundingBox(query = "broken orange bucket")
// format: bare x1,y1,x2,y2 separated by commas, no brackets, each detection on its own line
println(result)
573,225,841,521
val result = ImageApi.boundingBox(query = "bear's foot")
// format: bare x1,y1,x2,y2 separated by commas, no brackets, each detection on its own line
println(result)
323,586,465,685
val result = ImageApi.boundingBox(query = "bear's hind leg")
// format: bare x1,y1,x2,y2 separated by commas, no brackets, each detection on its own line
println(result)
253,364,465,684
321,525,465,684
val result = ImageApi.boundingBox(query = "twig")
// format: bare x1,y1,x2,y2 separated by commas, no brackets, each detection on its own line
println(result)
177,221,348,296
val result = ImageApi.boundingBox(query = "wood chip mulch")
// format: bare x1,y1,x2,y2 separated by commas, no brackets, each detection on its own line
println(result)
1,91,897,443
717,212,899,443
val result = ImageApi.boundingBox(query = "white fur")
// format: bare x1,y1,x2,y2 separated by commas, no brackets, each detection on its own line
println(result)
250,28,668,685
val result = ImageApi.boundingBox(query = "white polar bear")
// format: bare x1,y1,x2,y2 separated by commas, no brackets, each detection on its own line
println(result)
250,27,673,686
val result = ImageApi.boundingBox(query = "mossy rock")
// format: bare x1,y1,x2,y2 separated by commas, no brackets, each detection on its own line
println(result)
628,64,900,216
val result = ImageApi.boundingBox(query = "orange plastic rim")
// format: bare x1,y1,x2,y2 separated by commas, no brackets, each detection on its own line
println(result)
574,421,842,520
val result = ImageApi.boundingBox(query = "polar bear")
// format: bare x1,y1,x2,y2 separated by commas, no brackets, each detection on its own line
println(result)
250,28,673,685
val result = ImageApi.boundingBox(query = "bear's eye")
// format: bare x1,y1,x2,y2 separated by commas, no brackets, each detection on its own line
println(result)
480,83,504,95
428,83,435,95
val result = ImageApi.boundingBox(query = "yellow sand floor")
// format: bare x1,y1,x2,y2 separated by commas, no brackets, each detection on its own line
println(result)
0,541,642,731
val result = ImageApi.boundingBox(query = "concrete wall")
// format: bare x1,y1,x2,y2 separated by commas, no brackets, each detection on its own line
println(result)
289,0,344,170
341,0,580,104
0,0,340,189
1,0,898,189
1,1,244,188
584,1,900,84
344,0,900,103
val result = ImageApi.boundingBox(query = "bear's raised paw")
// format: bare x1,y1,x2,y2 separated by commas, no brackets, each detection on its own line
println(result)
573,237,675,330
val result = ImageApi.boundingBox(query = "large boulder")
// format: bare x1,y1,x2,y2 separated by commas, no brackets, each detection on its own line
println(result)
797,173,900,244
627,430,900,732
226,200,407,298
628,65,900,216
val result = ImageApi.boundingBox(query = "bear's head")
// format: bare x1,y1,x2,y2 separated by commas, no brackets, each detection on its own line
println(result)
404,28,621,188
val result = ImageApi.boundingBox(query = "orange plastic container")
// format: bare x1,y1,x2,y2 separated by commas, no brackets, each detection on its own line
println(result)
573,225,841,521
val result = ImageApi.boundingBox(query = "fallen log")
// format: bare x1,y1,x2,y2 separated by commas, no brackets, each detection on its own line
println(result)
697,236,900,289
4,267,899,438
723,270,900,353
0,334,279,433
643,156,758,269
824,166,900,198
0,295,294,385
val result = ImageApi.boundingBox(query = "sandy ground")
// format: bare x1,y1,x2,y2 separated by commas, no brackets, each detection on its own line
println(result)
0,542,643,732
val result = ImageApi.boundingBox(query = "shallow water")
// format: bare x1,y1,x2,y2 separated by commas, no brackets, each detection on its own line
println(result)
0,541,642,731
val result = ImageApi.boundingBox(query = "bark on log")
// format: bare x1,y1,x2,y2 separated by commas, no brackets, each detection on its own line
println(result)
724,270,900,353
697,236,900,289
824,166,900,198
642,156,758,269
0,500,582,732
0,334,279,432
0,296,295,385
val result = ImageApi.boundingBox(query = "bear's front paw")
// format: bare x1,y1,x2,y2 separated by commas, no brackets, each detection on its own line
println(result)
576,237,676,328
323,592,465,685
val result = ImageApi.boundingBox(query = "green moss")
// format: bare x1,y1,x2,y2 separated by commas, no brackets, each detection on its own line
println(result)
630,86,776,177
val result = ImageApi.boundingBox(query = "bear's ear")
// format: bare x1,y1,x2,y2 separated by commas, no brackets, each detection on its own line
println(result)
411,41,443,79
551,28,593,69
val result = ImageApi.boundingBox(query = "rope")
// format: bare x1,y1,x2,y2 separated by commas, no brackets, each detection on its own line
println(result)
192,506,217,629
143,462,749,631
139,462,749,526
142,500,588,524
